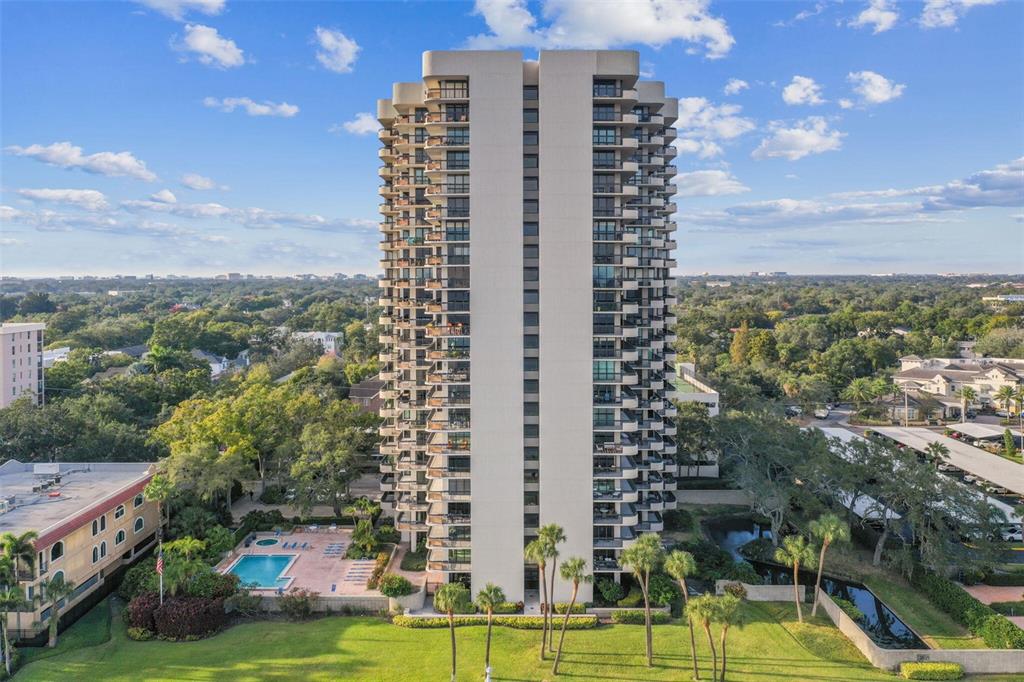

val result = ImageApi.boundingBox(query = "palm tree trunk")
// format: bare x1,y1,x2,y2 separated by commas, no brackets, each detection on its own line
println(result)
811,541,828,618
703,622,717,681
48,606,59,648
641,574,653,667
719,625,729,682
538,564,548,660
548,559,558,652
3,619,11,678
680,578,699,680
485,610,493,673
552,583,578,675
793,563,803,623
447,611,456,682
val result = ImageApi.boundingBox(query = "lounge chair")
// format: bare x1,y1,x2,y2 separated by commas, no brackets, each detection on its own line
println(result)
331,584,337,592
301,542,308,550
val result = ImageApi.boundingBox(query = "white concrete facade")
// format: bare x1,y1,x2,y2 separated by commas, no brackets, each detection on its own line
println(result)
376,50,678,603
1,322,45,408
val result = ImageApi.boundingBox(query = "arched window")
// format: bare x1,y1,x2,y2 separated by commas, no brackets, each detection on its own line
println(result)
114,505,125,519
133,517,145,534
99,541,107,558
92,546,99,563
133,493,144,508
115,530,126,546
91,519,99,536
50,542,64,562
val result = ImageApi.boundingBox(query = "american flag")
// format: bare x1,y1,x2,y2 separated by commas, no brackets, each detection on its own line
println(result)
156,551,164,576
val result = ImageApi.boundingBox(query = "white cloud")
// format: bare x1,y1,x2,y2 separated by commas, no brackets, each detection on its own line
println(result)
774,1,827,27
847,70,905,105
673,170,750,197
782,76,825,106
679,158,1023,232
849,0,899,33
467,0,734,59
203,97,299,117
0,237,26,247
752,117,845,161
150,189,178,203
134,0,225,21
16,188,109,211
314,27,360,73
177,24,244,68
5,141,157,181
673,97,755,158
181,173,226,190
838,98,854,109
331,112,378,135
920,0,1001,28
723,78,749,95
121,198,376,232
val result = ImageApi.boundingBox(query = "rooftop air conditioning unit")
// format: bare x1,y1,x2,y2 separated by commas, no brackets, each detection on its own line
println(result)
33,463,59,476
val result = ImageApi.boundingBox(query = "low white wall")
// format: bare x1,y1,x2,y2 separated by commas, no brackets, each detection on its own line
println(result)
259,594,389,613
674,489,751,506
714,581,804,602
389,584,426,613
816,589,1024,674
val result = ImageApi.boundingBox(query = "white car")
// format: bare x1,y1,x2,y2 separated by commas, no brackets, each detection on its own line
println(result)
937,463,957,472
813,408,830,419
963,474,978,484
1000,527,1023,543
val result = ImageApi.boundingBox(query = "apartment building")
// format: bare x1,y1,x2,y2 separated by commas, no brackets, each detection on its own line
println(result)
376,50,679,602
0,460,160,642
1,322,45,408
895,355,1023,415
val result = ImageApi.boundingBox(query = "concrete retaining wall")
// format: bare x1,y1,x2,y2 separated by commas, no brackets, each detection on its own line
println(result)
817,589,1024,674
714,581,805,602
389,584,426,613
674,489,751,506
259,595,389,613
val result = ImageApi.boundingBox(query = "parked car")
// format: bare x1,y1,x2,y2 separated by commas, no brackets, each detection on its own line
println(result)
784,406,802,417
995,409,1010,418
963,474,978,484
813,407,830,419
1000,526,1023,543
937,463,957,472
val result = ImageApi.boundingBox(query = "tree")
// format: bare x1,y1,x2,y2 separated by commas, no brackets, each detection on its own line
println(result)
1014,386,1024,436
774,535,816,623
923,441,950,462
0,587,27,677
808,514,850,618
525,539,549,660
552,557,591,675
475,582,506,680
1,531,38,583
18,291,56,314
729,320,751,365
686,594,719,681
956,386,977,423
665,549,700,680
39,574,76,648
1003,428,1018,460
434,582,470,682
538,523,565,653
994,385,1016,418
163,536,206,560
841,376,875,412
620,533,664,667
716,593,742,682
343,497,381,523
144,474,173,539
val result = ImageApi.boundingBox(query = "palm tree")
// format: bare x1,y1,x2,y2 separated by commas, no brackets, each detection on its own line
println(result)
538,523,566,653
1013,386,1024,435
343,497,380,523
1,530,37,638
923,441,950,462
995,385,1015,419
716,594,742,682
956,386,976,423
774,535,816,623
525,539,549,659
620,533,665,667
842,377,876,412
665,549,700,680
163,536,206,561
144,474,173,539
808,514,850,618
686,594,719,681
475,582,506,680
39,574,76,648
552,557,591,675
0,586,28,677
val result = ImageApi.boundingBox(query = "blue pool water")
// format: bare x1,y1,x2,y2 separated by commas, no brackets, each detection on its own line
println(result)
228,554,294,588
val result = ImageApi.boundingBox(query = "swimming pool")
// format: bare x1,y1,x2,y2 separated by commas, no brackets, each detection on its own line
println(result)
255,538,279,547
227,554,295,589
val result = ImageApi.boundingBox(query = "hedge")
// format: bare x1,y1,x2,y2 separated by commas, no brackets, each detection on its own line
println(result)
492,601,524,614
899,662,964,680
392,615,598,630
611,610,671,625
151,596,228,640
553,602,587,614
378,573,415,598
988,601,1024,616
983,572,1024,587
911,571,1024,648
366,551,391,590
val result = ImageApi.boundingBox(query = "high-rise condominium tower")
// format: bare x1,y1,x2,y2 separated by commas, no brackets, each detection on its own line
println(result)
377,50,679,602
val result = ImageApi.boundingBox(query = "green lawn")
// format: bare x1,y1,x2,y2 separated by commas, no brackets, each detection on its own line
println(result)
16,600,1019,681
18,596,112,666
862,574,986,649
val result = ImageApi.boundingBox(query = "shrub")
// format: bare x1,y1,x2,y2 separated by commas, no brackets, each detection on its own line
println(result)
127,591,161,631
202,525,236,561
648,573,682,607
663,508,693,532
152,597,227,640
392,615,598,629
596,578,624,605
491,601,524,614
833,597,865,622
375,525,401,544
988,601,1024,616
236,509,287,542
224,588,263,618
899,662,964,680
678,539,735,581
911,570,1024,648
975,613,1024,649
120,559,157,601
366,551,391,589
126,627,154,641
611,610,671,625
400,542,427,571
983,572,1024,587
378,573,415,598
279,587,318,621
186,570,239,599
553,602,587,614
259,485,287,504
726,560,761,584
616,586,643,608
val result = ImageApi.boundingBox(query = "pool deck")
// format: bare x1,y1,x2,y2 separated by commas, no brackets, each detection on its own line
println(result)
220,528,423,598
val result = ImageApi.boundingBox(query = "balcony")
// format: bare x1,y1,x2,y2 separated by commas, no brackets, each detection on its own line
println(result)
424,87,469,101
426,135,469,149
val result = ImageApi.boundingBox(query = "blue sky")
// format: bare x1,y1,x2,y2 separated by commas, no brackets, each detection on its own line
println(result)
1,0,1021,277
